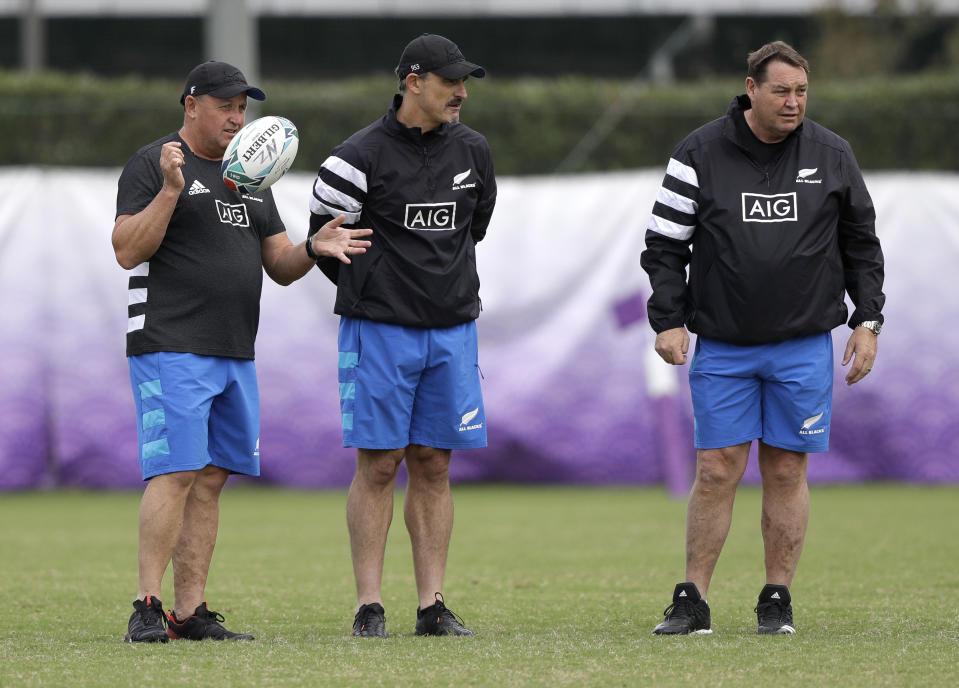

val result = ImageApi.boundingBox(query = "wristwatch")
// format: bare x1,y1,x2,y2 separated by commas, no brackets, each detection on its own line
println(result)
857,320,882,335
304,232,319,261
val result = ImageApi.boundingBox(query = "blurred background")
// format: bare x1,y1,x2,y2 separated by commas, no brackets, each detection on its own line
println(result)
1,0,957,491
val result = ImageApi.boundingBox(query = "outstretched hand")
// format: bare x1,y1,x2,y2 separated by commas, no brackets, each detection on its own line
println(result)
842,326,878,385
310,214,372,264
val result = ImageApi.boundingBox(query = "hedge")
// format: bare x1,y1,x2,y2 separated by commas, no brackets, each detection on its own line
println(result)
2,70,957,173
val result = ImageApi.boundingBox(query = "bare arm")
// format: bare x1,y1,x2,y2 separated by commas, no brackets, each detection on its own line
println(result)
112,141,185,269
261,214,372,286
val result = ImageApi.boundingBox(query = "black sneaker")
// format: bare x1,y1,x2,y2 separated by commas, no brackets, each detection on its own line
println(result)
166,602,254,641
652,582,713,635
352,602,388,638
755,584,796,634
124,595,169,643
414,593,476,636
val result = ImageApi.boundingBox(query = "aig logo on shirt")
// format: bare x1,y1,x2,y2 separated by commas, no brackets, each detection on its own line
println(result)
216,200,250,228
741,192,797,223
405,202,456,231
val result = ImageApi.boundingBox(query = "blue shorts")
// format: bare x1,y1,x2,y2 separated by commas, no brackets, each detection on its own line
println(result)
337,317,487,450
689,333,833,453
128,353,260,480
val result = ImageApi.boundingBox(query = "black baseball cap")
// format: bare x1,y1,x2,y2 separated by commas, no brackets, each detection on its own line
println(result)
395,34,486,81
180,60,266,105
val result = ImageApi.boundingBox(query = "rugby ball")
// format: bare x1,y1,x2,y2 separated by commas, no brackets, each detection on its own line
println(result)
221,115,299,194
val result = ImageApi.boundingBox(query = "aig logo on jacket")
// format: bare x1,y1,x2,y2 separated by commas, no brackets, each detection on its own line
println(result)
741,192,797,223
405,202,457,231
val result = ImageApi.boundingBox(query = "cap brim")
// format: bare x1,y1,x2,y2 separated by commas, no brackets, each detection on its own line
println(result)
207,84,267,101
433,61,485,79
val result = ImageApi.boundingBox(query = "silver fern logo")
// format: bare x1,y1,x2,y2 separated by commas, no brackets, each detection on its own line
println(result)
799,411,826,435
458,408,483,432
796,167,822,184
452,168,476,190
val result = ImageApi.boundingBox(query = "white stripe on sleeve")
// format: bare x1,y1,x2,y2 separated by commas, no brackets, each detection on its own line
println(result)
648,213,695,241
656,186,697,215
127,314,145,333
312,176,363,212
323,155,368,193
310,198,362,225
666,157,699,188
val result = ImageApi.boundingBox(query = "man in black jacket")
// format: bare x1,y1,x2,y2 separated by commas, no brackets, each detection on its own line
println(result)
641,41,884,636
307,34,496,638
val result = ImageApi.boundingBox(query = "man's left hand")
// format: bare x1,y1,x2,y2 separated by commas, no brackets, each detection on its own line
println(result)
842,327,878,385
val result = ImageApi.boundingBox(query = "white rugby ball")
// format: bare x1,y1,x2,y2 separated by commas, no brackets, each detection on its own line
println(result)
221,115,299,194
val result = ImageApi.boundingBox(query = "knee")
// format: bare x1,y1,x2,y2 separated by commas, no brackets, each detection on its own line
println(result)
696,449,745,488
151,469,199,496
759,447,808,489
761,461,807,491
357,450,403,488
406,445,451,484
191,466,229,501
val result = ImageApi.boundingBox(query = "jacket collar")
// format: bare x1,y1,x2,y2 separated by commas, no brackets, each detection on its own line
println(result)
385,93,451,141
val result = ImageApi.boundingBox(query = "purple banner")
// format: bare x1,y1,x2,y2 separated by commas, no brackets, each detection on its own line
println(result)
1,169,956,490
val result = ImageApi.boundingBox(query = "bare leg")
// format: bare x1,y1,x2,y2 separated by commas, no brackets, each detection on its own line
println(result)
347,448,404,610
404,444,453,610
137,470,197,600
757,442,809,586
171,465,230,619
685,442,751,598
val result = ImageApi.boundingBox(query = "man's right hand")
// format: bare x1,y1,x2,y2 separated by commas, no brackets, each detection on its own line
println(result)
654,327,690,365
160,141,185,193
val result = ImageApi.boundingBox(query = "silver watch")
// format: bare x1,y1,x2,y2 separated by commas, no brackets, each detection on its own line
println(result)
857,320,882,335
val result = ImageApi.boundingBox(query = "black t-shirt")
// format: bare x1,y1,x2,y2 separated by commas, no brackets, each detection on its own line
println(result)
116,132,285,359
733,108,788,169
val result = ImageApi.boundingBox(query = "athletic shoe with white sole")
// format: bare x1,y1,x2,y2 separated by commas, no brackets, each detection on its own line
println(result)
166,602,254,640
352,602,388,638
653,582,713,635
414,593,476,636
124,595,169,643
755,584,796,635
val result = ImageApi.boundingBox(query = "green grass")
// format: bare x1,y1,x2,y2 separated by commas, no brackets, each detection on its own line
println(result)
1,485,957,687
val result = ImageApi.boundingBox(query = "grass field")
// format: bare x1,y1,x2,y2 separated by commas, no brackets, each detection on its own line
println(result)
1,484,957,687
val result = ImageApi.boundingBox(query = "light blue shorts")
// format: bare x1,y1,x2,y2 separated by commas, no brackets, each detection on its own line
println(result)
337,317,487,450
128,352,260,480
689,333,833,453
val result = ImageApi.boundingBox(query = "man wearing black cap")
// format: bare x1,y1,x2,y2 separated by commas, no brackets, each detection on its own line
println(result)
308,34,496,638
113,60,371,643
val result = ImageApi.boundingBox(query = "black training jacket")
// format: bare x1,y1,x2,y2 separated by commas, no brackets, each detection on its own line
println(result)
309,95,497,329
641,95,885,346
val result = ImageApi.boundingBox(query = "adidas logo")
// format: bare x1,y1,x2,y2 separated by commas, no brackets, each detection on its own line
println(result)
770,592,781,600
678,590,687,598
188,179,210,195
